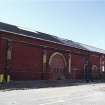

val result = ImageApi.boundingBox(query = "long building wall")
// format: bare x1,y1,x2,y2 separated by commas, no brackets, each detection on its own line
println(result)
0,33,105,81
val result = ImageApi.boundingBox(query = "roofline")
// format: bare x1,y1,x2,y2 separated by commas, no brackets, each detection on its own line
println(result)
0,29,105,55
0,29,86,50
0,29,67,46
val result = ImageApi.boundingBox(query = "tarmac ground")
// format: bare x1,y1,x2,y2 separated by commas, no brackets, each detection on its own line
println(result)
0,82,105,105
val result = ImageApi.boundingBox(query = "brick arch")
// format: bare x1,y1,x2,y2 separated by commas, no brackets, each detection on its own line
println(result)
49,52,67,80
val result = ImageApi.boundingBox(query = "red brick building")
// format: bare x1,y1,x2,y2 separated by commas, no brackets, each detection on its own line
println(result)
0,22,105,81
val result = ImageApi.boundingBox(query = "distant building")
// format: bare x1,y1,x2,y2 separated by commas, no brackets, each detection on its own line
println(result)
0,22,105,81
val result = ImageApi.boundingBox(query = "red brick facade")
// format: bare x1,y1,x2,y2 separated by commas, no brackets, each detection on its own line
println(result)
0,31,105,81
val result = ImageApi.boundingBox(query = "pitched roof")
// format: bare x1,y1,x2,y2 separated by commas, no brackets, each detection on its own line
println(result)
0,22,105,54
0,22,62,43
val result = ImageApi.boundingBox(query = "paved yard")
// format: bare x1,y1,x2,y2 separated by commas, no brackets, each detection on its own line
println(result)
0,83,105,105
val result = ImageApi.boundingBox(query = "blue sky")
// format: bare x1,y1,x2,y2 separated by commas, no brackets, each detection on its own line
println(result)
0,0,105,49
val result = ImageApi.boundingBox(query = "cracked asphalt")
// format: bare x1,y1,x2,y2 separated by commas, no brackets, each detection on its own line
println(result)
0,83,105,105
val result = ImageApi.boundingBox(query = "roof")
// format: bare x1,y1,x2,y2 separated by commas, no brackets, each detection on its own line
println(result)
0,22,62,43
0,22,105,54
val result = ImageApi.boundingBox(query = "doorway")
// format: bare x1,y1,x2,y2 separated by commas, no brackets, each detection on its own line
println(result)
49,52,67,80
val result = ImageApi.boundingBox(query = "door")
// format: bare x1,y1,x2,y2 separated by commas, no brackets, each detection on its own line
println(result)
49,52,66,80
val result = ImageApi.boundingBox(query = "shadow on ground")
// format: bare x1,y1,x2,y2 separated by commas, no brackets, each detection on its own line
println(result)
0,80,105,91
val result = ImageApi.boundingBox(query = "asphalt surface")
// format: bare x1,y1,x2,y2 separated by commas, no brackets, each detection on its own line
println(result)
0,83,105,105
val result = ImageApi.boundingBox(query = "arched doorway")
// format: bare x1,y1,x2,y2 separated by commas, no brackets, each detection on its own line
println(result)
49,52,67,80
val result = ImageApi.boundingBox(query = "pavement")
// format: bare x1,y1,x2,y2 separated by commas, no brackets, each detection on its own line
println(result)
0,82,105,105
